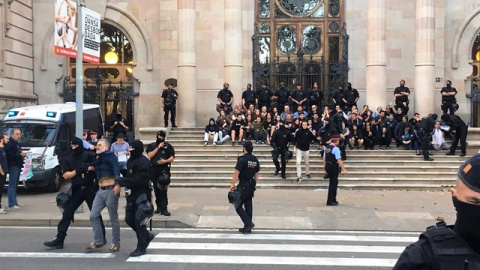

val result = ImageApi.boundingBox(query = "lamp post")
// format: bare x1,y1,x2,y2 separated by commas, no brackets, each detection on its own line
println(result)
75,0,83,138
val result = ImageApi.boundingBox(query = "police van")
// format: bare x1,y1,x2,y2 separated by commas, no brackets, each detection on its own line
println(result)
0,103,104,192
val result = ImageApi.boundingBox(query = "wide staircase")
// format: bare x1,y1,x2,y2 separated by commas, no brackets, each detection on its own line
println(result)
140,127,480,190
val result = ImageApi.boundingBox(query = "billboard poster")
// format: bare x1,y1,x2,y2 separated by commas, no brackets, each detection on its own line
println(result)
54,0,101,64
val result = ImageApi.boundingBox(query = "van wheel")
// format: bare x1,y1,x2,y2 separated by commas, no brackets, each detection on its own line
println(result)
47,167,62,192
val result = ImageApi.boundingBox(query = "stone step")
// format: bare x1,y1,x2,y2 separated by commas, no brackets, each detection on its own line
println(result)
174,157,465,163
170,170,456,178
171,164,458,172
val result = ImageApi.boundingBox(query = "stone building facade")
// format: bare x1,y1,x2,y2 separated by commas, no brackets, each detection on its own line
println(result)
0,0,479,136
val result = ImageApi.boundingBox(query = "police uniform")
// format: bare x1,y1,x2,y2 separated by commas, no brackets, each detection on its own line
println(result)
233,145,260,232
441,85,458,115
270,126,294,179
146,138,175,215
443,114,468,156
418,114,437,161
323,142,341,205
274,87,291,112
44,137,105,249
256,87,273,110
394,85,410,114
114,140,154,257
242,88,257,109
394,154,480,269
162,88,178,127
308,88,323,110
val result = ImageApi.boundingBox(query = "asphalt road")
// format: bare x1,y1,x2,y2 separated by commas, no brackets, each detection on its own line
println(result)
0,226,419,270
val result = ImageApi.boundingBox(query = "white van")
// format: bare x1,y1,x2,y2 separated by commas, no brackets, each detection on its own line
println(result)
0,103,104,192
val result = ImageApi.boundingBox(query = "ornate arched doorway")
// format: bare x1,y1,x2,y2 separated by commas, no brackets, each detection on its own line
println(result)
62,23,136,139
470,33,480,127
252,0,348,97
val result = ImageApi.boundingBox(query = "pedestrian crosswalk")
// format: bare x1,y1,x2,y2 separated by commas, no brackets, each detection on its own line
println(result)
127,229,419,268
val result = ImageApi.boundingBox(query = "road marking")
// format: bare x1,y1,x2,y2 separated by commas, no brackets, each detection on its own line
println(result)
148,242,405,253
127,254,397,267
0,252,114,259
154,232,418,243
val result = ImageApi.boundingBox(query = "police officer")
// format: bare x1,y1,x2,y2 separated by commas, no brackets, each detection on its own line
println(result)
393,154,480,269
394,79,410,115
344,82,359,112
256,82,273,111
162,82,179,128
229,141,260,234
441,80,458,115
217,83,234,115
113,140,155,257
442,114,468,157
146,130,175,216
270,120,294,179
323,136,347,206
308,82,323,111
242,83,257,110
418,113,437,161
332,85,345,111
44,137,105,249
273,82,291,113
291,83,308,111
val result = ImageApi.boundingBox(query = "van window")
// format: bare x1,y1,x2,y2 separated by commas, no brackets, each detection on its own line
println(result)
0,122,57,147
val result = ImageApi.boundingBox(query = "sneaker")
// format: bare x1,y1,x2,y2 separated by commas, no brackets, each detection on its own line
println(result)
204,141,208,146
161,210,171,216
9,205,22,210
44,238,64,249
130,248,146,257
296,177,302,183
85,242,105,252
0,208,7,214
107,243,120,253
16,203,24,207
306,174,311,178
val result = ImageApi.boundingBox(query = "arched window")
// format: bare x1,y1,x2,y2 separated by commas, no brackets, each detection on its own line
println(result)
253,0,347,96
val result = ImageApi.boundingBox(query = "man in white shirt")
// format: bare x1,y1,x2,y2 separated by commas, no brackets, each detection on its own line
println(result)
432,120,449,150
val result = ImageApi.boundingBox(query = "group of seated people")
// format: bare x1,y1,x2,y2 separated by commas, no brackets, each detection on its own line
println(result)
205,83,453,157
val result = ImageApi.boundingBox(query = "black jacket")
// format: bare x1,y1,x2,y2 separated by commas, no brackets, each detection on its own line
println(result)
5,139,23,168
115,155,150,200
294,128,315,151
443,114,466,131
271,128,293,150
59,151,96,186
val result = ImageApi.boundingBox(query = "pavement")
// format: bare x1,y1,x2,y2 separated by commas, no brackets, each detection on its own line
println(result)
0,185,457,232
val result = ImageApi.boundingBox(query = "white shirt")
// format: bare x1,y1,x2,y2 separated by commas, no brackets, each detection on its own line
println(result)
432,129,444,145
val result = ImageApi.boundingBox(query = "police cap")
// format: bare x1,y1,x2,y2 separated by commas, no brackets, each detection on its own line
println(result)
458,153,480,193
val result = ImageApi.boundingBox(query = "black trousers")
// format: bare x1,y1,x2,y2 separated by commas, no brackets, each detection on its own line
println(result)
326,164,339,203
235,198,253,227
57,184,105,241
125,197,149,251
449,125,468,155
150,167,169,211
272,149,287,177
442,101,455,115
420,132,431,160
164,105,176,127
0,174,5,208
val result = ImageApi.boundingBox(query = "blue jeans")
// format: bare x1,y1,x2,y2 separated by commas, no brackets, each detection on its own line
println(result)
89,188,120,245
8,166,21,207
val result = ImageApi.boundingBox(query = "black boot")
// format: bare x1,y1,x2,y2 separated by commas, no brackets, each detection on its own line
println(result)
44,238,64,249
130,248,147,257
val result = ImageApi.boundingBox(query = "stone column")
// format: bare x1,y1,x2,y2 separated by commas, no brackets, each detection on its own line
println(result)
415,0,435,117
224,0,243,106
177,0,197,127
366,0,386,109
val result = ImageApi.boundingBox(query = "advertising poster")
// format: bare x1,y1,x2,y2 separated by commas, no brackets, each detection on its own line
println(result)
54,0,101,64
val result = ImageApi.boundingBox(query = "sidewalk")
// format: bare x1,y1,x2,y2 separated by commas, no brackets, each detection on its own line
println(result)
0,187,456,232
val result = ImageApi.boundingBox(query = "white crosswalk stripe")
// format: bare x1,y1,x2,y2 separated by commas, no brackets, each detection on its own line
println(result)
127,229,418,268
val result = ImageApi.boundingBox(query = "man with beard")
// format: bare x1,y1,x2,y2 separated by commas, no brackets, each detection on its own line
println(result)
217,83,234,115
242,83,257,110
113,140,155,257
394,79,410,115
87,139,120,253
393,154,480,269
44,137,105,249
273,82,290,113
147,130,175,216
256,82,273,111
162,82,179,128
